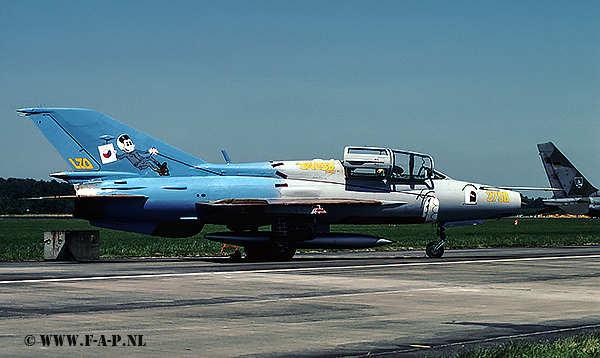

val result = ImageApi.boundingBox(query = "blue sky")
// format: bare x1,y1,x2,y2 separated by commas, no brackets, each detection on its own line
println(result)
1,1,598,195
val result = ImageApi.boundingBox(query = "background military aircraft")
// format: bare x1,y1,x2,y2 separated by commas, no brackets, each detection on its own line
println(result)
18,108,522,260
537,142,599,217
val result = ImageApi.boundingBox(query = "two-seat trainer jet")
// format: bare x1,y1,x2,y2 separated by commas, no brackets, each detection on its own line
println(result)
17,108,522,260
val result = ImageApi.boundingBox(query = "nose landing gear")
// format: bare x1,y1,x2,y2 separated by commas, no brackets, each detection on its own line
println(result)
426,225,447,258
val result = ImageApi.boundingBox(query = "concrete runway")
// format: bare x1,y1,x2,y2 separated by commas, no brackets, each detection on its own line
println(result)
1,246,600,357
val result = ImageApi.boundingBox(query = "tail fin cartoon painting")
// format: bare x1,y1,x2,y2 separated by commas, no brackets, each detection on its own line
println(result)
17,108,205,180
537,142,599,217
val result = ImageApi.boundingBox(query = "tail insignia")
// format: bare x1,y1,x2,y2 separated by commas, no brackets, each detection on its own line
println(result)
98,143,117,164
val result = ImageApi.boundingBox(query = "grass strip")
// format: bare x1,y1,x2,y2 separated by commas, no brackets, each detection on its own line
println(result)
453,331,600,358
0,217,599,261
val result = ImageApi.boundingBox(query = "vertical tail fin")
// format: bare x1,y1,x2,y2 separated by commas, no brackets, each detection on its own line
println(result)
537,142,597,198
17,108,206,178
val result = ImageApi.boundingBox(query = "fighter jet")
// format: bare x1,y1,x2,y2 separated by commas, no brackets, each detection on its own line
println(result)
537,142,599,217
17,108,522,260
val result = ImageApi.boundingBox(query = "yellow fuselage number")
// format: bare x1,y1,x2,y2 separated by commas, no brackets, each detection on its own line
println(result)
486,191,509,203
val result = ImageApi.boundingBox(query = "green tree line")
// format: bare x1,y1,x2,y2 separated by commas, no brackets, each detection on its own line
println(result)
0,178,74,214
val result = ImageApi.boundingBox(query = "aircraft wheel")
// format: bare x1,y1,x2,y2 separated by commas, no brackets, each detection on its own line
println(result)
269,238,296,261
243,240,296,262
243,245,267,262
229,250,242,261
426,241,444,258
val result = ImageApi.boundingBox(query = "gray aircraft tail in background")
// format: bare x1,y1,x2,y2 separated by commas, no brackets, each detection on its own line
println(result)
537,142,599,217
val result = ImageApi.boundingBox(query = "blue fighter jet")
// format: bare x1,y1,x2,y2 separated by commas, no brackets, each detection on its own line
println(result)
17,108,522,260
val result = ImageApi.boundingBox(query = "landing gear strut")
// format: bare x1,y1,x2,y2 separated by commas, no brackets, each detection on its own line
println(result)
426,225,447,258
243,237,296,262
244,214,311,262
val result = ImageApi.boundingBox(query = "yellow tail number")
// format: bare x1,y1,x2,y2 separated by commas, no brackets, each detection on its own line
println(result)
68,158,94,169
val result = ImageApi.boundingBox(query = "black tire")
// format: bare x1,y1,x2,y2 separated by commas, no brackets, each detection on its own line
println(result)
243,245,268,262
269,238,296,261
243,240,296,262
229,250,242,261
426,241,444,258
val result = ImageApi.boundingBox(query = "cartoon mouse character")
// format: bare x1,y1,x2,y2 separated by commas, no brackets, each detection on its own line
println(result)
116,134,169,176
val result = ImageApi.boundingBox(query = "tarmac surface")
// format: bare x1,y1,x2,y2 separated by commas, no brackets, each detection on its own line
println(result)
1,246,600,357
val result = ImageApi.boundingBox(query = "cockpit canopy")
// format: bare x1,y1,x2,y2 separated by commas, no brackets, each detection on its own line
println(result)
343,146,445,181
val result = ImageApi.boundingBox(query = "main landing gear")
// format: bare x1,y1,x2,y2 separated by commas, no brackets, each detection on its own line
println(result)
426,225,447,258
244,236,296,262
243,215,308,262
